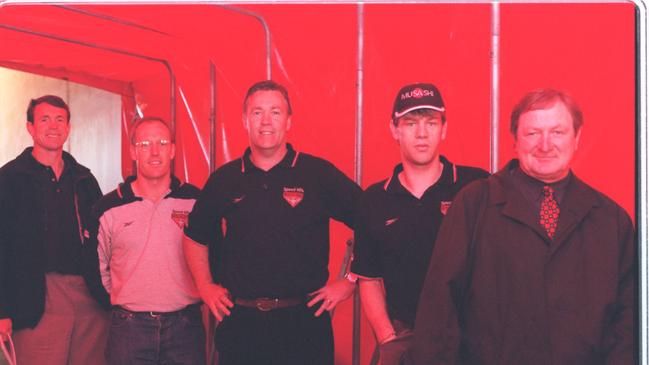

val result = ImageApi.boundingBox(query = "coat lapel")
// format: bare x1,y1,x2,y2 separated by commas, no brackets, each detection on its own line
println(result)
548,176,599,257
491,162,599,252
492,170,551,243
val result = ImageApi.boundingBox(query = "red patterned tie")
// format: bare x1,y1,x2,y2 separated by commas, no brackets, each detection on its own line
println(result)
540,186,560,239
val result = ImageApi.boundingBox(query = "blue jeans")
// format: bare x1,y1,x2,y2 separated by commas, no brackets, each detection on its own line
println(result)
106,304,205,365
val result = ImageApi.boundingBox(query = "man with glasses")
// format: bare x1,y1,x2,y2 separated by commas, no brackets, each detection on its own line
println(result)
0,95,108,365
85,117,205,364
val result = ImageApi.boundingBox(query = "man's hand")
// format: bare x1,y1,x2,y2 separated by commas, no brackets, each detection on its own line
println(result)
198,283,234,321
307,278,356,317
0,318,12,342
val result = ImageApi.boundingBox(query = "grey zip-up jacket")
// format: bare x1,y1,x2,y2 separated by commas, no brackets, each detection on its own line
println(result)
84,175,201,311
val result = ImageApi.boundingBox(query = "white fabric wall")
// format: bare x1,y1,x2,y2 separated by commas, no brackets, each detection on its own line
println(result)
0,68,122,194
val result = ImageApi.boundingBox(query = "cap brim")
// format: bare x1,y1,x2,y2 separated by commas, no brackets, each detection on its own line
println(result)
394,105,445,119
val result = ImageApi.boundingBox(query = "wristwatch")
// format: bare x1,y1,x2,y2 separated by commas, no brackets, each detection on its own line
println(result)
344,272,358,283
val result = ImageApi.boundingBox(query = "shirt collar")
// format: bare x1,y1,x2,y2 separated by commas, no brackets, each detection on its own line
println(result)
117,175,182,199
383,155,456,194
241,143,299,173
510,161,572,204
26,150,72,178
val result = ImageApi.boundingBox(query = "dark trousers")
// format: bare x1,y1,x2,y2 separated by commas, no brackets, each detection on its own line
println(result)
106,304,206,365
215,304,333,365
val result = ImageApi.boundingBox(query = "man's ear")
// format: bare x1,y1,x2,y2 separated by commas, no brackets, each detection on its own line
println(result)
441,120,448,141
129,143,137,161
389,119,399,142
575,127,582,151
26,122,34,139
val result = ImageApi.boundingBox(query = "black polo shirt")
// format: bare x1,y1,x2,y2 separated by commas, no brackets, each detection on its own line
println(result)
351,156,488,327
185,144,361,299
28,154,84,275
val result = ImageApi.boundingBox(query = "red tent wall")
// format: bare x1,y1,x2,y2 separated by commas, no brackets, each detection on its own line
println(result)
499,3,636,220
0,3,636,364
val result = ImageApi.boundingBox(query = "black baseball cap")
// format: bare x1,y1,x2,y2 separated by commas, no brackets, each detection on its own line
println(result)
392,83,445,119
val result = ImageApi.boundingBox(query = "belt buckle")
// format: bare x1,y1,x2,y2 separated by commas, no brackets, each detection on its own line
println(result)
148,311,161,317
256,298,278,311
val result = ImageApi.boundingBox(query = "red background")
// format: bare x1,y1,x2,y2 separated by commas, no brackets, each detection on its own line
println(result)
0,3,636,364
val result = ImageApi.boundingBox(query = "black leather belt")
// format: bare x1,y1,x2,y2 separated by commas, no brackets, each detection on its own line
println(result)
235,297,303,312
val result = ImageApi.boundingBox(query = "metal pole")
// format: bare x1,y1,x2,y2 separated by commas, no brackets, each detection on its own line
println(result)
352,4,364,365
490,1,500,173
634,1,648,363
210,61,217,173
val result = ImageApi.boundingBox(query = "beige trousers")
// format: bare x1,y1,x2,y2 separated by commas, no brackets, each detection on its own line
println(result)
13,273,110,365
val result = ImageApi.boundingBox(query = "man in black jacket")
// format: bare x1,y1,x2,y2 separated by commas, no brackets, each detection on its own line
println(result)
0,95,109,365
411,89,635,365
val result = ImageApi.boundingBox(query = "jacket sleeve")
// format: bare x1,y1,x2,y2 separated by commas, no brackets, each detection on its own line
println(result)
411,179,487,365
82,204,111,310
604,208,637,365
0,171,12,318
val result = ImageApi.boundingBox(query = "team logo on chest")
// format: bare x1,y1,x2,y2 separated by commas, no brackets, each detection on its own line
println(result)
283,187,304,208
171,210,190,228
385,217,399,226
440,201,452,216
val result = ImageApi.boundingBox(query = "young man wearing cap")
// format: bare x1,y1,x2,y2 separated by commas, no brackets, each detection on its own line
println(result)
350,83,489,365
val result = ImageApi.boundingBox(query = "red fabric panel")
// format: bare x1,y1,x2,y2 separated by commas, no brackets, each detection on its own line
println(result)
500,3,636,219
0,4,637,364
363,4,492,189
120,93,137,179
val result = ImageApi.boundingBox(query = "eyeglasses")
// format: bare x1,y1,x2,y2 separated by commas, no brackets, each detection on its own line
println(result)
134,139,171,151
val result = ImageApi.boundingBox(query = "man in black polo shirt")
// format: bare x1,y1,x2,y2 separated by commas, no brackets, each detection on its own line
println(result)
0,95,108,364
350,83,488,365
183,80,361,365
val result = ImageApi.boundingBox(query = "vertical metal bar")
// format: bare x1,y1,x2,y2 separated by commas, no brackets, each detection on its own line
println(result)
64,77,71,153
355,7,364,186
490,1,500,173
170,70,176,142
167,65,176,176
353,5,364,365
634,1,648,363
210,61,217,173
